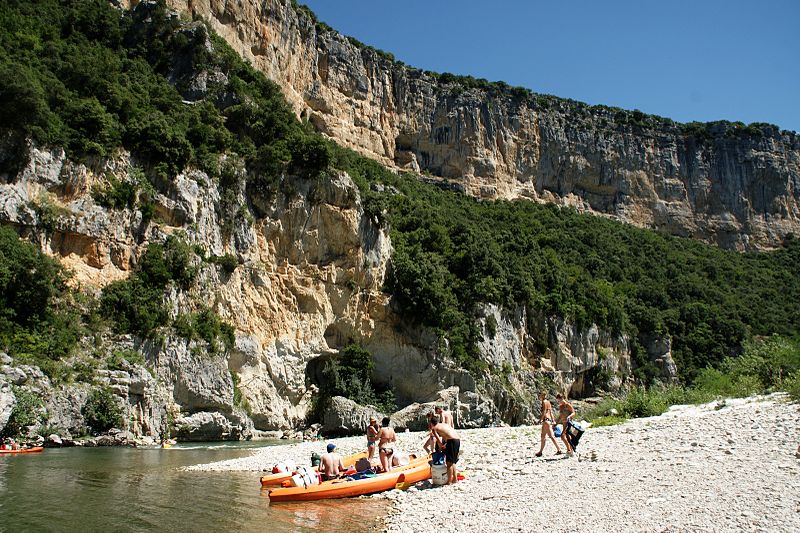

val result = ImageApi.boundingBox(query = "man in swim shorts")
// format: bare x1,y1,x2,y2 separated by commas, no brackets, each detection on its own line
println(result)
430,415,461,484
556,393,576,456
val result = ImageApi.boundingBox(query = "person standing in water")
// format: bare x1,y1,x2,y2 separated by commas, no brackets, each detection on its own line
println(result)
366,417,379,460
535,391,562,457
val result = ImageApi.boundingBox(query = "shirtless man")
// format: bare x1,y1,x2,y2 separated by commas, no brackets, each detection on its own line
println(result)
435,405,454,428
556,393,576,456
430,415,461,484
320,443,344,481
377,417,396,472
535,391,562,457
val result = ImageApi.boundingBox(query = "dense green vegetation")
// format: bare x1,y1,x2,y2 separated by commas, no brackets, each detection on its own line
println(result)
372,173,800,381
0,0,798,409
314,344,396,416
82,386,124,434
0,225,84,380
583,336,800,426
1,386,44,438
0,0,330,185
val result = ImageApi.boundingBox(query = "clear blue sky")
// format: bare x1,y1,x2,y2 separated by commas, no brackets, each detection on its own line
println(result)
301,1,799,132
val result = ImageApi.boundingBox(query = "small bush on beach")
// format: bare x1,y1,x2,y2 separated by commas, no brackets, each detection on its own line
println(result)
621,387,668,418
785,372,800,401
590,415,627,427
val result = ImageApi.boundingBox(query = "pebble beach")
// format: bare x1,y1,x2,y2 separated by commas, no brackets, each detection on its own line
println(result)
191,394,800,532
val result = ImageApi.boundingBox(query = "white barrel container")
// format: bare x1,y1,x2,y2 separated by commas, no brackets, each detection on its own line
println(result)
431,463,448,486
290,468,319,488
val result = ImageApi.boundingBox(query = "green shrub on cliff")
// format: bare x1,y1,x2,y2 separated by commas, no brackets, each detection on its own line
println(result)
1,387,44,438
173,307,235,354
314,344,396,415
83,387,124,434
0,226,82,377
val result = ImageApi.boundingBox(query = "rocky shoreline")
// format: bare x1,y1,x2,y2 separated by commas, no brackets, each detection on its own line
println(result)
190,394,799,532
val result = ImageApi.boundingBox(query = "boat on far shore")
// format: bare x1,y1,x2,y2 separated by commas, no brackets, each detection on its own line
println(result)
0,446,44,455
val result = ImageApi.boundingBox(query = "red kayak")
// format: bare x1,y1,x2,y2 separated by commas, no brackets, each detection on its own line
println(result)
0,446,44,454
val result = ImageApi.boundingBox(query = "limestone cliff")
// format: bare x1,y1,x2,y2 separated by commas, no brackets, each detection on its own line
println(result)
0,135,648,437
0,2,681,439
166,0,800,251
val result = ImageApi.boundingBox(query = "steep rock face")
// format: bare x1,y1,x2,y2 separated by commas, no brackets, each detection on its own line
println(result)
0,380,14,430
0,136,640,434
168,0,800,251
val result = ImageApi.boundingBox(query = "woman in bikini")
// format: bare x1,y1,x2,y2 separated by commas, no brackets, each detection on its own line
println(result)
535,391,562,457
366,417,379,460
377,416,396,472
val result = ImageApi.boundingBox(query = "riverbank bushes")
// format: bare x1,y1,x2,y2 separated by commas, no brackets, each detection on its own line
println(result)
0,226,83,379
582,336,800,426
0,386,44,438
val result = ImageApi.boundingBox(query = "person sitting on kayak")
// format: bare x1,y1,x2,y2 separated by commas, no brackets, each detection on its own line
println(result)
320,443,345,481
377,417,396,472
430,415,460,484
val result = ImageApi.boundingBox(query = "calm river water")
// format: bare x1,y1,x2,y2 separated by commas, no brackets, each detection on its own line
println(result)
0,443,387,532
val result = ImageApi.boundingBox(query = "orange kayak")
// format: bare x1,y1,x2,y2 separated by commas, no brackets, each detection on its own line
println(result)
268,456,432,502
0,446,44,454
260,450,368,487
